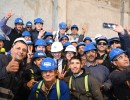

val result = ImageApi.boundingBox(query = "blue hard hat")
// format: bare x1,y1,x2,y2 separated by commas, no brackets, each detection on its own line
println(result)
26,21,32,27
40,57,57,71
96,37,108,44
63,42,71,47
84,43,97,53
26,40,33,45
109,37,120,45
71,24,78,30
59,35,69,41
14,18,24,25
34,18,43,24
33,50,46,59
83,37,92,42
109,48,125,61
35,39,46,46
22,31,31,37
44,32,53,39
46,39,54,45
59,22,67,29
76,42,85,49
0,35,5,41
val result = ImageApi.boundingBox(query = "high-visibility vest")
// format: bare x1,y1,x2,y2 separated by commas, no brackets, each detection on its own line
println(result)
35,79,60,100
69,75,90,93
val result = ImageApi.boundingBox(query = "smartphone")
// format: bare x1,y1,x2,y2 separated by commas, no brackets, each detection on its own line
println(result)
103,23,116,30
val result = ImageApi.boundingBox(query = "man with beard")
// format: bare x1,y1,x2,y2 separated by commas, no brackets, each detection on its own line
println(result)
109,48,130,100
0,37,27,99
83,43,112,100
0,11,24,52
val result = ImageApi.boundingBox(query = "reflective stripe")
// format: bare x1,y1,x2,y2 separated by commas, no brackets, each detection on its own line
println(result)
84,75,89,92
69,76,72,89
69,75,89,92
103,54,107,61
36,81,43,99
29,69,34,79
0,87,14,99
36,79,60,100
56,79,60,100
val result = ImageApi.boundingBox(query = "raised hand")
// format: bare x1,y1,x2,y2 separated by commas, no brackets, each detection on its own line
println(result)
5,10,14,19
38,30,45,39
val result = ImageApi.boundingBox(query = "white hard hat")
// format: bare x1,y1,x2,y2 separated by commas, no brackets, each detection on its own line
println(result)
13,37,27,46
94,34,103,40
51,42,63,52
70,40,78,43
65,45,76,52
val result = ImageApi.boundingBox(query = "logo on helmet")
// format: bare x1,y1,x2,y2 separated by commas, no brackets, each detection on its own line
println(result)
44,62,51,66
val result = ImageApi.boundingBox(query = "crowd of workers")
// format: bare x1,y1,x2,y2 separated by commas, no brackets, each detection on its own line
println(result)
0,11,130,100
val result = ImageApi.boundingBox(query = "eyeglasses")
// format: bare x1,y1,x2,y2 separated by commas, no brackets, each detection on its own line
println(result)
97,42,107,45
110,41,120,45
27,27,32,28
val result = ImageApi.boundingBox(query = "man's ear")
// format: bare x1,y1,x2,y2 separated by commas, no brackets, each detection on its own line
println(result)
112,61,117,66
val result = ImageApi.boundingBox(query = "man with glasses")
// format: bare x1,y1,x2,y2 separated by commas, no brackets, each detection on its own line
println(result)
96,37,114,72
25,21,33,32
84,43,112,100
109,48,130,100
109,37,121,49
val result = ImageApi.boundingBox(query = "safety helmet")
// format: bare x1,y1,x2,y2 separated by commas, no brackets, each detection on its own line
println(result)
65,45,76,52
13,37,27,46
59,35,69,42
40,57,57,71
33,50,46,59
84,43,97,53
51,42,63,52
71,24,78,30
76,42,85,49
59,22,67,29
63,42,71,47
0,35,5,41
109,48,126,61
96,37,108,44
26,40,33,45
22,31,31,37
46,39,54,45
14,18,24,25
35,39,46,46
44,32,53,39
94,34,103,41
109,37,120,45
34,18,43,24
83,37,92,42
26,21,32,27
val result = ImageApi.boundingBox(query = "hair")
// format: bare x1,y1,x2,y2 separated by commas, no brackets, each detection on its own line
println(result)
70,56,82,63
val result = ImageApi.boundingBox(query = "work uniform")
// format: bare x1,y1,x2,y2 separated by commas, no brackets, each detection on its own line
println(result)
28,79,70,100
64,69,103,100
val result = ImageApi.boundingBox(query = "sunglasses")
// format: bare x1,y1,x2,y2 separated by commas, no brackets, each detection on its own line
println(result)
110,41,120,45
97,42,107,45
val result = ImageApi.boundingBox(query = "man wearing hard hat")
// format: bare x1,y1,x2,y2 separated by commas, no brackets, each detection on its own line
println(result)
28,57,70,100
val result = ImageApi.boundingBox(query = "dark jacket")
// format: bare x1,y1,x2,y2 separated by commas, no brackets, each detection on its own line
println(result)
0,17,23,51
21,64,42,100
64,69,103,100
118,30,130,58
109,66,130,100
0,54,26,100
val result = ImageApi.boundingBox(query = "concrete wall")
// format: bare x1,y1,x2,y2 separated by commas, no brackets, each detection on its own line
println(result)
0,0,129,39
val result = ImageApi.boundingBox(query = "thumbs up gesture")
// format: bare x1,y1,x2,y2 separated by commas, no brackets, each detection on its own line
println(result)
6,56,20,73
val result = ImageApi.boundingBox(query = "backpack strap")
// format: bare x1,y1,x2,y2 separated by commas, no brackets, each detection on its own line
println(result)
29,69,34,79
56,79,60,100
35,80,43,99
103,54,107,61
